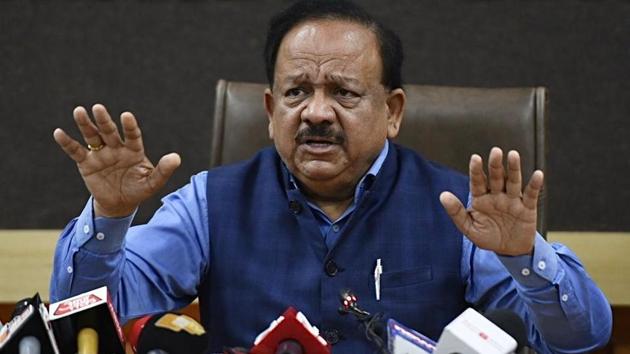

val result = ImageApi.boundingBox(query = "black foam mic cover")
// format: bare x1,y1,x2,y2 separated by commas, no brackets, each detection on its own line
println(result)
135,313,208,354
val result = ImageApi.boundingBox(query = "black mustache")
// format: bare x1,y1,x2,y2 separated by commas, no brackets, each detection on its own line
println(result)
295,124,346,144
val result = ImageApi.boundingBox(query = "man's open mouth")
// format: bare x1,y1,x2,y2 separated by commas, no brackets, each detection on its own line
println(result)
304,138,335,146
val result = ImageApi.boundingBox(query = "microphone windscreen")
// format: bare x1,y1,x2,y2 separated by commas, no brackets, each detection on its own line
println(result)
275,339,303,354
12,299,32,320
77,328,98,354
485,310,527,351
19,336,41,354
135,313,207,354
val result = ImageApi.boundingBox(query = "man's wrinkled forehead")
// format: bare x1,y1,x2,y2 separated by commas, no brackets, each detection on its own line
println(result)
278,71,364,88
273,19,382,86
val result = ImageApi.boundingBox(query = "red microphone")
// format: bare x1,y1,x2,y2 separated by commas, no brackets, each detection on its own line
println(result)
249,307,331,354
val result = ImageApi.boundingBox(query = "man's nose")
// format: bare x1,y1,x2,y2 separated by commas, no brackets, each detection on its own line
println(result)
301,90,335,125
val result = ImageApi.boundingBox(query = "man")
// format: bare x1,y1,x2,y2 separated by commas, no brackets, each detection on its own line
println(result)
51,1,611,353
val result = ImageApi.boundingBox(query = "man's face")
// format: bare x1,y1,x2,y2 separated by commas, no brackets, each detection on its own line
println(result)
265,19,405,199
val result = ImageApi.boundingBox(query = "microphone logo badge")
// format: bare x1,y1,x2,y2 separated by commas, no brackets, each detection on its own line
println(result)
53,294,102,316
154,314,206,336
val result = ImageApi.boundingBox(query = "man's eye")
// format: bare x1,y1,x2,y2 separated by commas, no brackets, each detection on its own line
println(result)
335,88,358,98
285,88,305,97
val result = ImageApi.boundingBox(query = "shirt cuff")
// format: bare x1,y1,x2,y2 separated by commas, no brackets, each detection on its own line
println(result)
74,197,135,253
496,233,559,288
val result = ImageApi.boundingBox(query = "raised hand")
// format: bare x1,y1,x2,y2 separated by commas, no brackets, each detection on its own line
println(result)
53,104,181,217
439,147,544,256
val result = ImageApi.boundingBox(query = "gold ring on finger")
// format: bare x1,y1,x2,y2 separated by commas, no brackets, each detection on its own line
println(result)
87,143,105,152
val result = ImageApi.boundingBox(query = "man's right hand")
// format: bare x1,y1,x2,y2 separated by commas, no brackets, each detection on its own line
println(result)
53,104,181,218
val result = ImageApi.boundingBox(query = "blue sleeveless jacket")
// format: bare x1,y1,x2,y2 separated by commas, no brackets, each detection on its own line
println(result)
200,143,470,353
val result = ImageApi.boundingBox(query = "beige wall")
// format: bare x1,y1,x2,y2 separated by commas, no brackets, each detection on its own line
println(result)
1,230,628,305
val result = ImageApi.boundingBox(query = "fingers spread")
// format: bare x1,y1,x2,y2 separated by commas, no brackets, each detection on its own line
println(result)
506,150,523,198
53,128,87,163
73,106,103,148
469,154,487,197
488,147,505,194
523,170,544,209
440,191,472,236
147,153,182,192
121,112,144,152
92,104,122,148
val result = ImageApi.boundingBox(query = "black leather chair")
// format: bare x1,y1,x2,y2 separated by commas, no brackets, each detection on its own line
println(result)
211,79,547,236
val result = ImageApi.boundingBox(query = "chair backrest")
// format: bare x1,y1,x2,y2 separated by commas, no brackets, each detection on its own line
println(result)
211,79,547,236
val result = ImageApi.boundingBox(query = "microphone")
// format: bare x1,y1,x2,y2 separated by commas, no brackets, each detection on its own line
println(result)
275,339,303,354
249,307,331,354
48,286,125,354
77,327,98,354
19,336,41,354
338,289,388,354
433,308,518,354
386,319,436,354
0,293,60,354
387,308,527,354
128,312,208,354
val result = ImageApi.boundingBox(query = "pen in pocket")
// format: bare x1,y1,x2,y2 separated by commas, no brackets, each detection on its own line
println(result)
374,258,383,301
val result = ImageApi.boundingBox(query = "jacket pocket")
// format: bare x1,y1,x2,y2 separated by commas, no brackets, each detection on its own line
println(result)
380,266,433,289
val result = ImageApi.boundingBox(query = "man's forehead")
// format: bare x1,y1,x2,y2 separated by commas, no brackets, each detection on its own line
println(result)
274,19,381,85
281,19,378,55
279,71,363,85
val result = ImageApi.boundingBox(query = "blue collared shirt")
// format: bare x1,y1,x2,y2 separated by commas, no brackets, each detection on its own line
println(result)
50,142,612,354
291,142,389,249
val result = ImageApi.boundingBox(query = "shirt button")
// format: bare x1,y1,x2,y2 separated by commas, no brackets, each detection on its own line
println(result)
332,224,340,232
521,268,531,276
325,259,339,277
537,260,547,271
66,266,73,274
288,200,302,214
561,294,569,302
321,329,341,344
83,224,90,234
96,232,105,241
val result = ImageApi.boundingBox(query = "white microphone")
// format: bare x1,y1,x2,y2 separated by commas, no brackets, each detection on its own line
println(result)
388,308,527,354
387,318,436,354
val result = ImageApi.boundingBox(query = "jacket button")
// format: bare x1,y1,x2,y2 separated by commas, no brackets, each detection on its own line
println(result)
321,329,341,344
325,259,339,277
288,200,302,214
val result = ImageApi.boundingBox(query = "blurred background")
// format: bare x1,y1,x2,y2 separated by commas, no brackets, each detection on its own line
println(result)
0,0,628,230
0,0,628,352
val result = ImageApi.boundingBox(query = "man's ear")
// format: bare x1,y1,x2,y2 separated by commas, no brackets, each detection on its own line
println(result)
264,88,275,140
386,88,406,139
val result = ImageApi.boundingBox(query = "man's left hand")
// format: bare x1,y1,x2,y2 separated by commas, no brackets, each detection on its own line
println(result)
439,147,544,256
